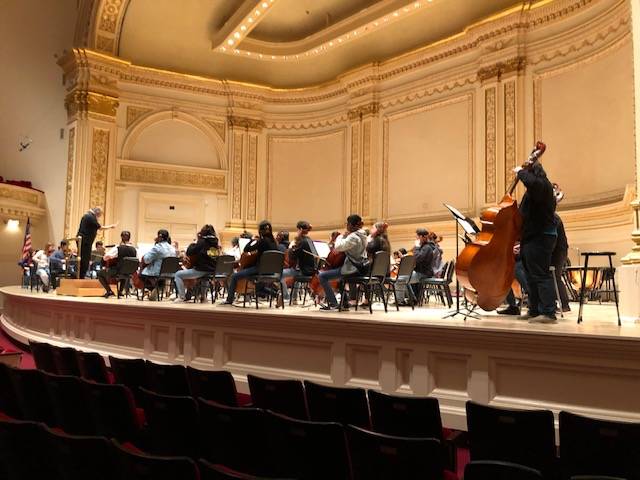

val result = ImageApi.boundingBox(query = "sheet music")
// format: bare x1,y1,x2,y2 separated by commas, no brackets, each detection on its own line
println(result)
313,241,331,259
239,238,251,251
136,243,154,259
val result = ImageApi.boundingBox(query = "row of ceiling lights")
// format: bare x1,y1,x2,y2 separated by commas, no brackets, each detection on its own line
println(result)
218,0,434,62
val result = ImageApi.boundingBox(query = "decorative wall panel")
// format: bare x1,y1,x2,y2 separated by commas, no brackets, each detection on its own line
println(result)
485,87,497,204
231,132,244,219
247,135,258,221
89,128,109,213
64,127,75,238
504,81,516,188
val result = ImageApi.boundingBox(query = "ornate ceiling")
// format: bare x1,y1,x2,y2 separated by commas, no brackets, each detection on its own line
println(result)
80,0,532,88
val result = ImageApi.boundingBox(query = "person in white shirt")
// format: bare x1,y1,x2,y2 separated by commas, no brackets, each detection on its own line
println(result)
225,237,241,261
32,243,54,292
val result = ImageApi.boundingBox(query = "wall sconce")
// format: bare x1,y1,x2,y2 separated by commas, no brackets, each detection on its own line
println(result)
5,219,20,231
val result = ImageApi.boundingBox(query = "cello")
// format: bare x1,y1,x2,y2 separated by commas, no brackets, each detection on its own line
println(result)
456,141,546,311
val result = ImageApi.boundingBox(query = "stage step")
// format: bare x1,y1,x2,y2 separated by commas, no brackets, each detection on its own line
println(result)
56,279,104,297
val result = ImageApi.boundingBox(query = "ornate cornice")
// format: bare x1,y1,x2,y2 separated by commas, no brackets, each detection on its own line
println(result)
348,102,380,121
0,184,46,221
228,115,266,131
65,91,119,120
117,162,226,191
477,56,527,82
93,0,131,56
126,106,153,128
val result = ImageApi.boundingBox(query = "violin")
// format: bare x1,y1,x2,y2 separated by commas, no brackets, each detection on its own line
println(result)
456,141,546,311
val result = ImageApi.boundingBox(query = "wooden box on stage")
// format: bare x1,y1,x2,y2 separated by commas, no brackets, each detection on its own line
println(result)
56,279,104,297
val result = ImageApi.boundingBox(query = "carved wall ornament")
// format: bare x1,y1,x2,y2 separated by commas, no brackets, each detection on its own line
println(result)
119,164,226,190
96,35,115,53
247,135,258,221
477,57,527,82
93,0,130,55
362,121,372,218
504,81,516,188
350,125,360,212
126,106,153,128
206,119,226,141
65,91,119,119
228,116,266,132
485,88,497,204
0,187,40,206
232,132,244,219
64,127,76,238
89,129,110,214
348,102,380,121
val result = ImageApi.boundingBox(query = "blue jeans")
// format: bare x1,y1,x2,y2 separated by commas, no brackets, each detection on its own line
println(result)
281,268,299,300
175,268,208,299
318,268,342,307
226,266,258,303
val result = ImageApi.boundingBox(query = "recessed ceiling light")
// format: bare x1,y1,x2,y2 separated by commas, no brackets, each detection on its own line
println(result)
228,39,234,45
248,17,253,23
255,10,260,15
234,32,240,38
329,41,333,46
240,25,246,31
262,2,268,7
393,12,399,16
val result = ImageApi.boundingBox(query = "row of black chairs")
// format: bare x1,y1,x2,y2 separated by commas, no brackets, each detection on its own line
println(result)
0,417,291,480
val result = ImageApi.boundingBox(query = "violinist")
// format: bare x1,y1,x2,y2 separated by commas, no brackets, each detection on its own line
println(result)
140,229,176,300
514,146,558,324
280,221,316,301
226,237,242,261
223,220,278,305
173,225,220,303
366,222,391,259
276,231,290,252
98,230,137,298
395,228,434,305
318,214,368,311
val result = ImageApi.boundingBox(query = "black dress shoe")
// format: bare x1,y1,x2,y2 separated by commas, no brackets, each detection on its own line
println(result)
497,306,520,315
103,291,114,298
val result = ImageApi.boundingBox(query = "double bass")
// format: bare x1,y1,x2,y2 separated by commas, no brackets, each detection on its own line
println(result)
456,141,546,311
309,232,346,299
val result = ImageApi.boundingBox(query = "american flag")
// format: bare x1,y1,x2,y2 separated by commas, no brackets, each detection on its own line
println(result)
21,217,32,260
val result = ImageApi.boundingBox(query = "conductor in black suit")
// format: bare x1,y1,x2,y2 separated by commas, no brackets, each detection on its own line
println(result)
76,206,116,279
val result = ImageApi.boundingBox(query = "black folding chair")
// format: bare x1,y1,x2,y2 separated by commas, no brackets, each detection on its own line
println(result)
386,255,416,309
339,251,394,313
113,257,140,298
244,251,285,309
212,255,236,303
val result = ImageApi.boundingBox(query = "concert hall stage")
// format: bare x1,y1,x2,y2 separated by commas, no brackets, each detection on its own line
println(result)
1,285,639,430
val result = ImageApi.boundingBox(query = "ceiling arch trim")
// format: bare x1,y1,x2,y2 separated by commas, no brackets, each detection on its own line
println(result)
90,0,131,55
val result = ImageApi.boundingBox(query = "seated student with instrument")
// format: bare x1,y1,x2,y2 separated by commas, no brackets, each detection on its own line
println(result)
318,214,368,311
98,230,137,298
395,228,434,305
280,221,317,301
173,224,220,303
140,229,176,299
222,220,278,305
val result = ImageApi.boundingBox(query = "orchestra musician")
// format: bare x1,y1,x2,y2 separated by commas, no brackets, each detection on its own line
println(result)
513,153,558,323
32,243,54,292
222,220,278,305
173,225,221,303
318,214,368,311
280,221,317,301
497,243,529,316
140,229,176,300
76,207,117,279
97,230,137,298
276,231,290,252
395,228,434,305
226,237,242,261
366,222,391,259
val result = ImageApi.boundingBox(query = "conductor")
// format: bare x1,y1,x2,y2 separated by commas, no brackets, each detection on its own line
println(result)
76,206,117,278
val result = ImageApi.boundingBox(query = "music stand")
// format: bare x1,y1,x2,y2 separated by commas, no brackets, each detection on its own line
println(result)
442,203,480,320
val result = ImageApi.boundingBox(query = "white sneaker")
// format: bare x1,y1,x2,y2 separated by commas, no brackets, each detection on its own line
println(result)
173,297,186,303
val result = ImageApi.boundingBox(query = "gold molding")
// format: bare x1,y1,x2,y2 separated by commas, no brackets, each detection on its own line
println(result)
94,0,130,55
228,116,265,132
348,102,380,121
485,87,497,204
247,134,258,222
65,91,119,119
350,124,360,213
0,186,40,207
477,57,527,82
118,163,226,191
362,120,372,218
126,106,153,128
504,81,516,188
231,132,244,219
382,118,389,220
64,127,76,238
89,128,110,214
206,119,226,141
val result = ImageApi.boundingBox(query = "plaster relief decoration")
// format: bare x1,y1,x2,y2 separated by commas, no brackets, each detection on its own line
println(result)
94,0,129,55
382,118,389,219
362,121,372,218
351,124,360,213
126,106,153,128
247,135,258,221
504,81,516,187
232,132,244,219
64,128,76,238
0,184,46,221
65,91,119,120
485,88,497,204
89,129,110,215
477,57,526,82
206,119,226,142
119,163,226,191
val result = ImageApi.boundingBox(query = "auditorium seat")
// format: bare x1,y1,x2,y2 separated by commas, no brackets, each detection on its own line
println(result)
113,440,200,480
346,424,445,480
266,410,351,479
304,380,370,428
50,345,81,376
76,350,110,384
198,398,272,477
187,366,238,406
0,363,21,418
9,367,55,424
466,401,557,479
248,374,308,420
47,428,119,480
463,460,543,480
30,340,58,373
368,389,443,439
109,356,148,402
559,410,640,480
0,418,54,479
146,360,190,396
83,380,142,441
199,459,295,480
45,372,95,435
138,387,200,457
